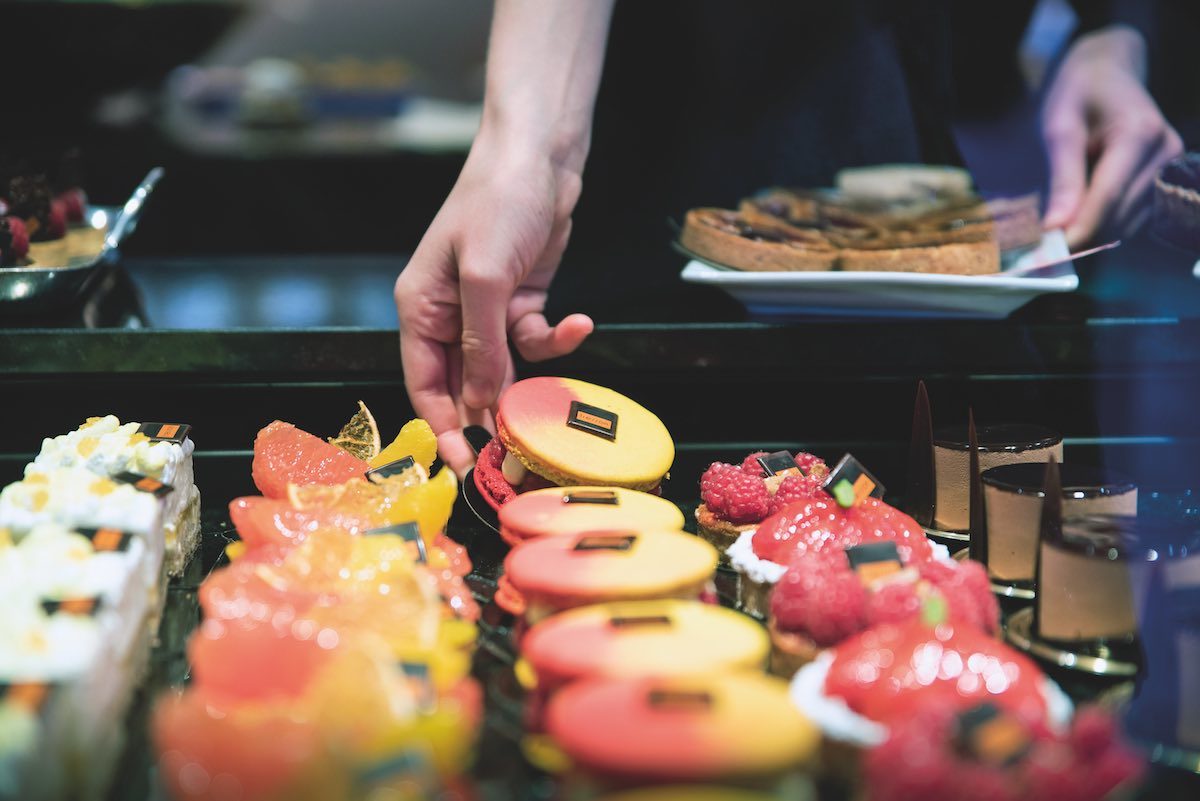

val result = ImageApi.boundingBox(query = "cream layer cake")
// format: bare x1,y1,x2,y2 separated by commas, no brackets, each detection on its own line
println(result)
28,416,199,576
933,424,1063,532
981,463,1136,583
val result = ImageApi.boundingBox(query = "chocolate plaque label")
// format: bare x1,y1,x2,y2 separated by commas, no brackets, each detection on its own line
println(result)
365,521,427,563
647,689,713,711
610,615,673,628
567,401,618,441
845,542,908,586
574,533,637,552
366,455,416,482
398,661,436,712
563,490,619,505
75,527,135,553
955,703,1031,766
0,682,52,714
112,471,174,498
757,450,800,477
137,422,191,444
823,454,886,506
41,596,103,617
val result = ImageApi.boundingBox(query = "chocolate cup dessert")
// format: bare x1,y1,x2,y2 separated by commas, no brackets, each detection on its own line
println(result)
982,463,1137,584
1035,515,1139,644
933,423,1063,533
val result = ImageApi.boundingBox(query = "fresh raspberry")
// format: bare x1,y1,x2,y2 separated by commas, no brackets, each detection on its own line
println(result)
955,764,1016,801
1023,744,1090,801
739,451,770,475
767,472,826,515
1079,746,1144,801
794,451,829,479
45,199,67,239
699,462,771,524
922,558,999,634
0,216,28,265
1068,706,1116,759
866,580,923,627
56,188,86,224
771,553,866,646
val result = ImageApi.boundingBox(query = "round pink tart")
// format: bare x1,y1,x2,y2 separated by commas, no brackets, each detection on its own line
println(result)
498,486,685,547
502,529,717,624
474,377,674,509
546,673,819,788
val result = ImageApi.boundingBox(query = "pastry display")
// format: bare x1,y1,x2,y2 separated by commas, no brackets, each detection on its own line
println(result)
933,423,1063,532
1153,152,1200,251
545,672,819,789
474,377,674,509
730,482,936,619
981,463,1136,584
696,449,828,559
1036,515,1139,644
519,599,768,700
768,545,997,677
500,529,718,624
863,702,1144,801
498,485,684,548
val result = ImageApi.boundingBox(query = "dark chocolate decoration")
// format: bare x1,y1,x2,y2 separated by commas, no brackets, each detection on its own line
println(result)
365,521,427,563
845,541,904,584
366,455,416,482
0,682,52,714
980,463,1137,498
1033,457,1062,638
566,401,618,441
356,751,426,785
112,471,174,498
41,597,102,617
968,409,988,565
75,527,135,553
574,534,637,552
647,689,713,711
563,490,619,505
955,703,1031,766
822,454,886,503
136,422,192,444
399,661,436,711
757,450,799,477
610,615,673,628
905,380,936,528
934,423,1061,453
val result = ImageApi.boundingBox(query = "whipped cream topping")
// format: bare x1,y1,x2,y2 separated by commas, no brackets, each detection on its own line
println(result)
789,651,1075,748
30,415,193,483
0,466,161,536
726,528,787,585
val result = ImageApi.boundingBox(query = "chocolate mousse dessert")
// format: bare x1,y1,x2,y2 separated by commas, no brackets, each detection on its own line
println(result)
1035,514,1138,644
933,423,1063,533
981,463,1136,584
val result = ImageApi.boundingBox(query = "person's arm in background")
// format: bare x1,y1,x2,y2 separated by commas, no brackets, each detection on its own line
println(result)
395,0,615,475
1042,1,1183,247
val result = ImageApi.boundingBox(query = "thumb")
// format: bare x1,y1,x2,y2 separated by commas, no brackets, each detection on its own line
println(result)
1042,115,1088,230
511,312,594,362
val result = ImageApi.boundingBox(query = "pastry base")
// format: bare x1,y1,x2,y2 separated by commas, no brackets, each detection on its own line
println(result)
839,239,1000,275
738,574,774,620
768,618,821,678
680,208,838,272
694,504,753,566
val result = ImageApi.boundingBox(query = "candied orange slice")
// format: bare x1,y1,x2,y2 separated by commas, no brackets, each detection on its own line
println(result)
371,418,438,472
328,400,381,461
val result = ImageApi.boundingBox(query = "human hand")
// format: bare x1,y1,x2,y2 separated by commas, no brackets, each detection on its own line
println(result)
394,136,594,476
1042,25,1183,248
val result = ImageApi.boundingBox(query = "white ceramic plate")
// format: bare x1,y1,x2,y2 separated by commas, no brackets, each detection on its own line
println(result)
679,231,1079,319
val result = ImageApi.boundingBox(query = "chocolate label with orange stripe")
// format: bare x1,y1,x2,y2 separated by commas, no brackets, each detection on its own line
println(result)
398,661,436,712
956,703,1031,766
822,454,886,507
137,422,191,444
566,401,618,441
647,689,713,711
365,521,427,564
41,596,103,617
0,682,52,714
112,471,174,498
563,490,619,505
845,542,910,586
75,527,135,552
366,455,416,482
574,533,636,551
757,450,800,477
610,614,672,628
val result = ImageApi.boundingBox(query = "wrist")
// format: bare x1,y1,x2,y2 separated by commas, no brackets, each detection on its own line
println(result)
479,96,592,177
1068,25,1147,82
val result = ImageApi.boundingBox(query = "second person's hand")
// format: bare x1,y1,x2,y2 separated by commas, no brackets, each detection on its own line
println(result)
395,135,594,477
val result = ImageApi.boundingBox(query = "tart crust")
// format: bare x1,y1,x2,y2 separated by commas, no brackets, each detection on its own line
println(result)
680,208,838,272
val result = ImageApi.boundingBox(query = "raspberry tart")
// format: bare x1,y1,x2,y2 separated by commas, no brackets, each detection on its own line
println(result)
768,545,998,677
863,702,1144,801
695,450,828,561
729,491,936,619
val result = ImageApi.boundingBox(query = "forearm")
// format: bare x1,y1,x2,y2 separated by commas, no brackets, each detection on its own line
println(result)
481,0,616,173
